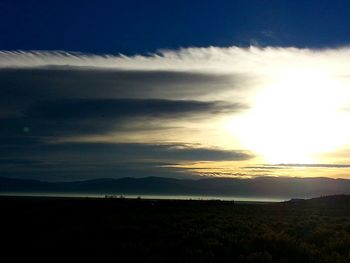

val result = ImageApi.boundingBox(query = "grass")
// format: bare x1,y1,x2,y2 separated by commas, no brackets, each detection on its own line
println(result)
1,196,350,262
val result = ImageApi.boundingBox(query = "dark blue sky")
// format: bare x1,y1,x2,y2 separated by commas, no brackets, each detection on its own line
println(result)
1,0,350,54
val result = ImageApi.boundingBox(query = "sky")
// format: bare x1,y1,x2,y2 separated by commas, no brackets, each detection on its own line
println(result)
2,0,350,181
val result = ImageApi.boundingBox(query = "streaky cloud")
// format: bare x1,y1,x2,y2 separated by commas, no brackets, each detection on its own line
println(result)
0,142,253,181
27,98,244,120
270,163,350,168
2,46,350,74
247,164,350,169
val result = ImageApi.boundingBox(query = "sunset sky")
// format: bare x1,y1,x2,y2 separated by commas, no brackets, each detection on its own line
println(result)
2,0,350,181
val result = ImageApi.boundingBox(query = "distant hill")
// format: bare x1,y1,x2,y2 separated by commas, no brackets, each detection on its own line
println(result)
1,176,350,199
286,194,350,208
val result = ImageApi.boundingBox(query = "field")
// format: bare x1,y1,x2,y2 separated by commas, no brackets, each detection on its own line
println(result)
2,196,350,262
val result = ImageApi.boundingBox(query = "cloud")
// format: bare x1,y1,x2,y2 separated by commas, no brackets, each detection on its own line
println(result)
0,143,253,181
2,46,350,113
264,163,350,168
2,46,350,180
2,47,350,75
3,46,350,105
0,141,253,163
27,98,243,120
0,47,348,72
46,142,253,162
0,68,242,104
0,98,243,140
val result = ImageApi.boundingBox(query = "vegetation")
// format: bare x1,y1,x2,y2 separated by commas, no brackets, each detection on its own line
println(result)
1,196,350,262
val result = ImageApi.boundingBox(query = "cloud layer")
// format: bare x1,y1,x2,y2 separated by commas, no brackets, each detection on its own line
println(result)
0,142,252,181
2,46,350,180
2,47,350,74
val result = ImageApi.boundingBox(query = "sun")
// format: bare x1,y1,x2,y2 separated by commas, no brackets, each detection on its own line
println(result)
228,68,350,164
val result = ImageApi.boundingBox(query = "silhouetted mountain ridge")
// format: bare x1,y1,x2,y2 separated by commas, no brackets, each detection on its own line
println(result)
286,194,350,207
2,176,350,199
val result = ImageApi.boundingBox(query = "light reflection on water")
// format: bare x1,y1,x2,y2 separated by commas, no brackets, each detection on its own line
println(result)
0,192,285,203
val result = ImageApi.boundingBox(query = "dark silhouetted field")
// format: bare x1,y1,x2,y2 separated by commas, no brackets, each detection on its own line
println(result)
2,196,350,262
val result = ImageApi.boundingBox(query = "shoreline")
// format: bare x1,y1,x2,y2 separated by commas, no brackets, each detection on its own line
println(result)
0,193,283,204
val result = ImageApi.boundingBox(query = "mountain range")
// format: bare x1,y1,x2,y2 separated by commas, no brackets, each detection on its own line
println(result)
1,176,350,199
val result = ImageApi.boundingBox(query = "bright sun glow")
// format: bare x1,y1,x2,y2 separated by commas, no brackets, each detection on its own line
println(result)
228,68,350,164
